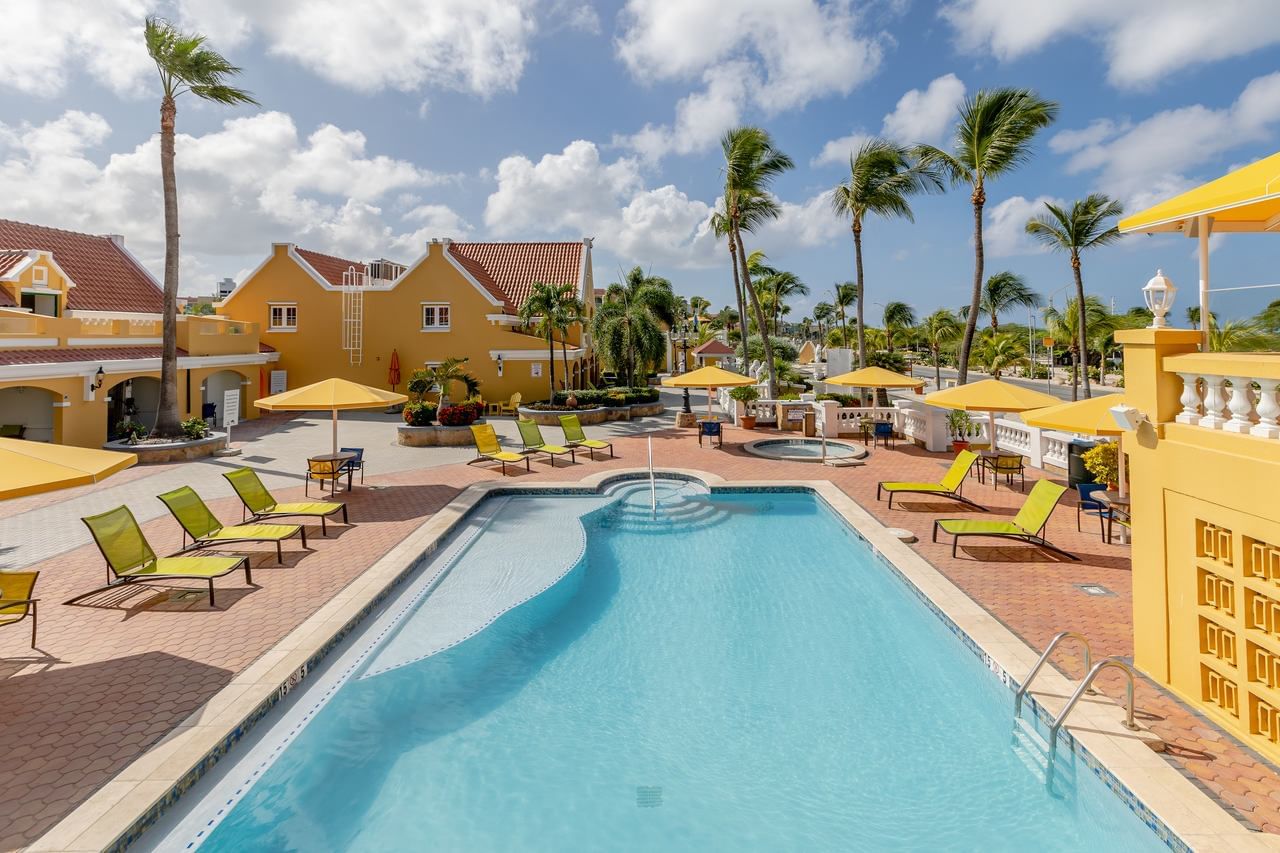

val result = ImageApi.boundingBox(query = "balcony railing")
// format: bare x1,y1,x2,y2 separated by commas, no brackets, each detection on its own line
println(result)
1166,353,1280,441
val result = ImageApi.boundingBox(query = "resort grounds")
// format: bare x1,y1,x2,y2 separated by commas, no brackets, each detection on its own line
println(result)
2,388,1279,849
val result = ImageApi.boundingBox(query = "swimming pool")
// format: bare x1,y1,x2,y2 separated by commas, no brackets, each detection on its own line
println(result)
743,437,865,462
149,479,1169,851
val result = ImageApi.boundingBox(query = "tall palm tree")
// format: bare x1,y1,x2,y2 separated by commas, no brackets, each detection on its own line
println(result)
688,295,711,329
1186,306,1217,330
1043,295,1113,401
721,126,794,397
832,282,857,348
799,316,813,341
1025,193,1123,399
920,309,962,390
831,138,942,369
710,210,748,358
553,287,586,393
590,267,677,387
812,302,835,342
971,331,1026,379
916,88,1058,385
144,17,258,437
961,271,1042,332
520,281,574,398
882,301,917,352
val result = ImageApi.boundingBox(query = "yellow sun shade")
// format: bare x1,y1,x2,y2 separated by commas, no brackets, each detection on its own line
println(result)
1021,394,1129,436
0,438,137,500
925,379,1060,413
824,366,924,388
255,378,408,412
661,365,757,388
1119,151,1280,234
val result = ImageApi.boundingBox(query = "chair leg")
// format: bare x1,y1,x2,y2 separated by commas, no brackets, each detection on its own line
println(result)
243,558,253,584
300,527,307,548
276,540,283,564
208,579,217,608
341,504,348,523
30,601,37,648
320,515,328,536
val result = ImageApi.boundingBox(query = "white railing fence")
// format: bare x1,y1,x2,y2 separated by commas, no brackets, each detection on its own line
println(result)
1174,371,1280,440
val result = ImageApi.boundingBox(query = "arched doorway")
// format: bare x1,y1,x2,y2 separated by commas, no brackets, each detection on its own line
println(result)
105,377,161,436
0,386,59,442
202,370,246,427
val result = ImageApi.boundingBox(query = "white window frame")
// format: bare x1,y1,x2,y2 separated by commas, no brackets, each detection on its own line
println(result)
31,265,48,287
268,302,298,331
421,302,451,332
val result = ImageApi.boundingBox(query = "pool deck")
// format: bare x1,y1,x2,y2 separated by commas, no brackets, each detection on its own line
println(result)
5,404,1280,850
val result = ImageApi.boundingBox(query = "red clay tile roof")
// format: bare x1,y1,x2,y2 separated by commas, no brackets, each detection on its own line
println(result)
693,339,734,355
258,342,276,353
445,249,514,310
294,248,366,287
0,250,29,279
0,220,163,313
0,346,186,367
448,242,583,312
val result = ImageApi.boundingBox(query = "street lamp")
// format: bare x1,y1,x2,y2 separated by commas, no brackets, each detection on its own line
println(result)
674,320,693,414
1142,269,1177,328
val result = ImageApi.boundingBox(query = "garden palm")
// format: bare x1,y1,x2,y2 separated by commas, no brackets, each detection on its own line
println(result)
416,357,480,409
832,282,857,348
144,17,257,436
591,267,677,387
963,271,1041,331
882,301,916,352
916,88,1058,385
520,281,576,399
1043,296,1114,400
971,332,1026,380
920,309,962,390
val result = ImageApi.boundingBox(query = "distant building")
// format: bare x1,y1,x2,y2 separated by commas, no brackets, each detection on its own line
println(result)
217,277,235,299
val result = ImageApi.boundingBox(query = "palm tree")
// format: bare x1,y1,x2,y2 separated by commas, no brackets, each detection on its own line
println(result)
831,138,942,369
1043,295,1114,400
1186,306,1218,330
832,282,857,348
1209,317,1280,352
812,302,835,342
554,288,586,393
961,271,1042,332
799,316,813,341
688,295,711,329
721,126,794,397
416,357,480,409
519,281,573,398
1025,193,1123,399
710,210,748,358
882,301,917,352
591,267,677,387
971,332,1026,379
916,88,1058,385
144,17,257,437
920,309,962,390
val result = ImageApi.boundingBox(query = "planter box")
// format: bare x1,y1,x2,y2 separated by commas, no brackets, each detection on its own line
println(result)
103,431,227,463
516,402,664,426
397,421,486,447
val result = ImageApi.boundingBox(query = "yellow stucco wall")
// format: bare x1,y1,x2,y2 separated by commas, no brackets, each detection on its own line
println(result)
0,251,71,314
1120,328,1280,763
218,243,585,403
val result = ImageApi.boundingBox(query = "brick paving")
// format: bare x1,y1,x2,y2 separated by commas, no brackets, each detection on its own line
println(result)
3,409,1280,848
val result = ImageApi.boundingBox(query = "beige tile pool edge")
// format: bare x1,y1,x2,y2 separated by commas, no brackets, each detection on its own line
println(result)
31,469,1276,852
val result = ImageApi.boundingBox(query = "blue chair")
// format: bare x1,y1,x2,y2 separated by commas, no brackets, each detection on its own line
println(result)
1076,483,1109,536
698,419,722,448
873,420,895,449
339,447,365,485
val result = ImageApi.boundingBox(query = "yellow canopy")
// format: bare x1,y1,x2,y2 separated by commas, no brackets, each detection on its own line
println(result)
925,379,1060,413
1119,151,1280,234
825,366,924,388
256,377,408,455
1022,394,1128,436
0,438,136,500
662,365,756,389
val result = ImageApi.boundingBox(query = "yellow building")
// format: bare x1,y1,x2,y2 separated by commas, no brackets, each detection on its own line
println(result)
217,237,595,403
0,219,274,446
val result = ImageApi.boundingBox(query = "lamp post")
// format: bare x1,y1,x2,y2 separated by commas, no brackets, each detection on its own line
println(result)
1143,269,1177,329
675,321,693,415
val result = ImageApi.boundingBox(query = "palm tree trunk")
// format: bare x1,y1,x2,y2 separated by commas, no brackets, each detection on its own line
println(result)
154,94,182,437
853,222,867,369
933,346,942,390
734,225,776,397
1070,349,1079,402
728,241,747,359
561,336,570,394
547,331,556,399
958,186,985,385
1072,254,1091,399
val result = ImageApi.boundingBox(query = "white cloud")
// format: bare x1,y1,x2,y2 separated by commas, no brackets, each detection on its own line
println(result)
0,0,153,97
984,195,1063,257
940,0,1280,89
1052,72,1280,209
760,191,844,248
0,110,467,293
813,73,965,166
615,0,884,159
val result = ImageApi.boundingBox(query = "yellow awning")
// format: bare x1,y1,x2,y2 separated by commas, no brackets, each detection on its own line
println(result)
662,366,757,388
1119,151,1280,234
825,366,924,388
1021,394,1128,436
925,379,1060,413
0,438,137,500
255,378,408,412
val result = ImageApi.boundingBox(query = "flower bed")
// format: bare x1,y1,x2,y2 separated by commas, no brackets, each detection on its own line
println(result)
516,399,664,425
102,431,228,463
397,422,486,447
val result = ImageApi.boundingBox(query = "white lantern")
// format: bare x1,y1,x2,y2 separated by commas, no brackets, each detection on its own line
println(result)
1142,269,1177,328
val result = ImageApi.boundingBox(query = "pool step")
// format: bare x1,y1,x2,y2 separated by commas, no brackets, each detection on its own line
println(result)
1011,716,1078,800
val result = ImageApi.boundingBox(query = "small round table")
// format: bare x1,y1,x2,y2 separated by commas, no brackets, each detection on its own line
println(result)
1097,490,1131,544
308,452,357,492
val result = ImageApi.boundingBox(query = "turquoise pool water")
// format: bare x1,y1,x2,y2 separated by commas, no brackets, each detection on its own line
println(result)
166,481,1167,851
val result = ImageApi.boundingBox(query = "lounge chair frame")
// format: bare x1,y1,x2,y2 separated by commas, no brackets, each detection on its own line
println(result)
0,571,39,647
516,419,575,467
930,480,1077,561
158,486,305,564
468,424,530,475
558,414,615,460
224,468,349,534
876,451,985,510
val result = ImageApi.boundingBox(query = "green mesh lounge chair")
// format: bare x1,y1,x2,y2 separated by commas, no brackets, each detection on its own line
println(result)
931,479,1076,560
877,450,983,510
158,486,305,564
517,418,575,467
1,571,39,647
80,506,252,607
558,414,614,460
468,424,530,475
223,468,348,535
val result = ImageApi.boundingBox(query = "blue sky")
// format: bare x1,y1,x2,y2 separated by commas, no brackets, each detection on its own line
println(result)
1,0,1278,325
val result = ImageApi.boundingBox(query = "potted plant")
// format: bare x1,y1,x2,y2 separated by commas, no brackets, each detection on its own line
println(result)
946,410,973,452
1082,442,1122,491
730,385,760,429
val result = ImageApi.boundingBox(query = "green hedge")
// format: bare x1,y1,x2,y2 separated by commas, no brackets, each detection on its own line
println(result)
550,387,659,406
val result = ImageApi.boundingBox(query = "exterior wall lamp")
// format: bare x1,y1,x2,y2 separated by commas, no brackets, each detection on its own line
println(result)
91,366,105,391
1143,269,1177,328
496,354,504,377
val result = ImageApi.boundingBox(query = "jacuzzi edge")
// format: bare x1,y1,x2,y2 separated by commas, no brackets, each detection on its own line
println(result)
32,468,1252,853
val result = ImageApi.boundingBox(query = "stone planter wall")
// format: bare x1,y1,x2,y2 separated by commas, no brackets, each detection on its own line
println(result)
397,421,486,447
103,431,227,463
516,401,664,426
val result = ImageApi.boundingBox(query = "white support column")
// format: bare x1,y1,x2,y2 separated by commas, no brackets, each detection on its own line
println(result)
1025,425,1045,469
1175,373,1202,424
1252,379,1280,440
1198,214,1211,353
1199,375,1228,429
818,400,840,437
1223,377,1256,434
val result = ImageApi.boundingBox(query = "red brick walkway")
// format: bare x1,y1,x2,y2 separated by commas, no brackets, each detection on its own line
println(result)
2,423,1278,849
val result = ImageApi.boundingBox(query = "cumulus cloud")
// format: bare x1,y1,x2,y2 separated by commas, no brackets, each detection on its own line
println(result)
0,110,467,292
615,0,884,160
984,195,1063,257
940,0,1280,89
813,73,965,166
0,0,153,97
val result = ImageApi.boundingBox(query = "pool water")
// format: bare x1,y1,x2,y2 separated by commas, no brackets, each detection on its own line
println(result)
748,438,859,459
166,481,1166,851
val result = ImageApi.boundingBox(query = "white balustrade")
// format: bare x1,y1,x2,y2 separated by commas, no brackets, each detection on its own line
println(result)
1176,373,1202,424
1170,368,1280,442
1224,377,1257,434
1200,376,1229,429
1253,380,1280,440
1043,433,1072,469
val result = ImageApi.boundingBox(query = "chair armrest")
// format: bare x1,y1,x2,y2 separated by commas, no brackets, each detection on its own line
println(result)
0,598,38,605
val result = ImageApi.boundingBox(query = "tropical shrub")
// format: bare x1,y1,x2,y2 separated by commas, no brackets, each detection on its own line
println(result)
946,410,973,438
402,402,438,426
114,419,147,442
550,387,659,407
729,385,760,403
816,392,859,407
179,417,210,440
744,335,798,363
437,402,482,426
1082,442,1121,486
866,350,908,373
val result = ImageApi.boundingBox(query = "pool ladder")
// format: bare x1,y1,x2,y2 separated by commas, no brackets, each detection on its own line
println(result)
1015,631,1140,753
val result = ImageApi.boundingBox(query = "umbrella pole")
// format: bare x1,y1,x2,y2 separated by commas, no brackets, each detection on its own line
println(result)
332,409,338,456
707,386,714,421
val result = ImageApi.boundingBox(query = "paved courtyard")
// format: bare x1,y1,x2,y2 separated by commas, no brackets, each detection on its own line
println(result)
3,389,1280,849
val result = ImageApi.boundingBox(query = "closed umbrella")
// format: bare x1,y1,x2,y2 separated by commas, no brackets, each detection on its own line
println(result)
388,349,401,392
255,377,408,454
0,439,136,500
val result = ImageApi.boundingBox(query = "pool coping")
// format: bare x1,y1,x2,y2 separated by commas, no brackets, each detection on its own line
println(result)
31,468,1276,852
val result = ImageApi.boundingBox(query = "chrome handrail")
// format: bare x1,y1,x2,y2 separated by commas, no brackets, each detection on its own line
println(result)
1014,631,1093,718
1049,657,1140,753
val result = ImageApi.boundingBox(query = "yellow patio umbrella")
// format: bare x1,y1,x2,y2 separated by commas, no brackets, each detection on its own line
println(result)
824,365,925,388
925,379,1061,448
662,365,756,420
255,377,408,455
0,438,137,500
1023,394,1131,498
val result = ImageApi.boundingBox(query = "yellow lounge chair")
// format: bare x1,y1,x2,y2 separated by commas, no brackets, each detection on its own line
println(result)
158,486,305,564
224,468,349,535
517,418,575,467
498,392,522,416
558,414,614,460
468,423,530,475
931,480,1075,560
80,506,252,607
0,571,39,647
876,451,982,509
